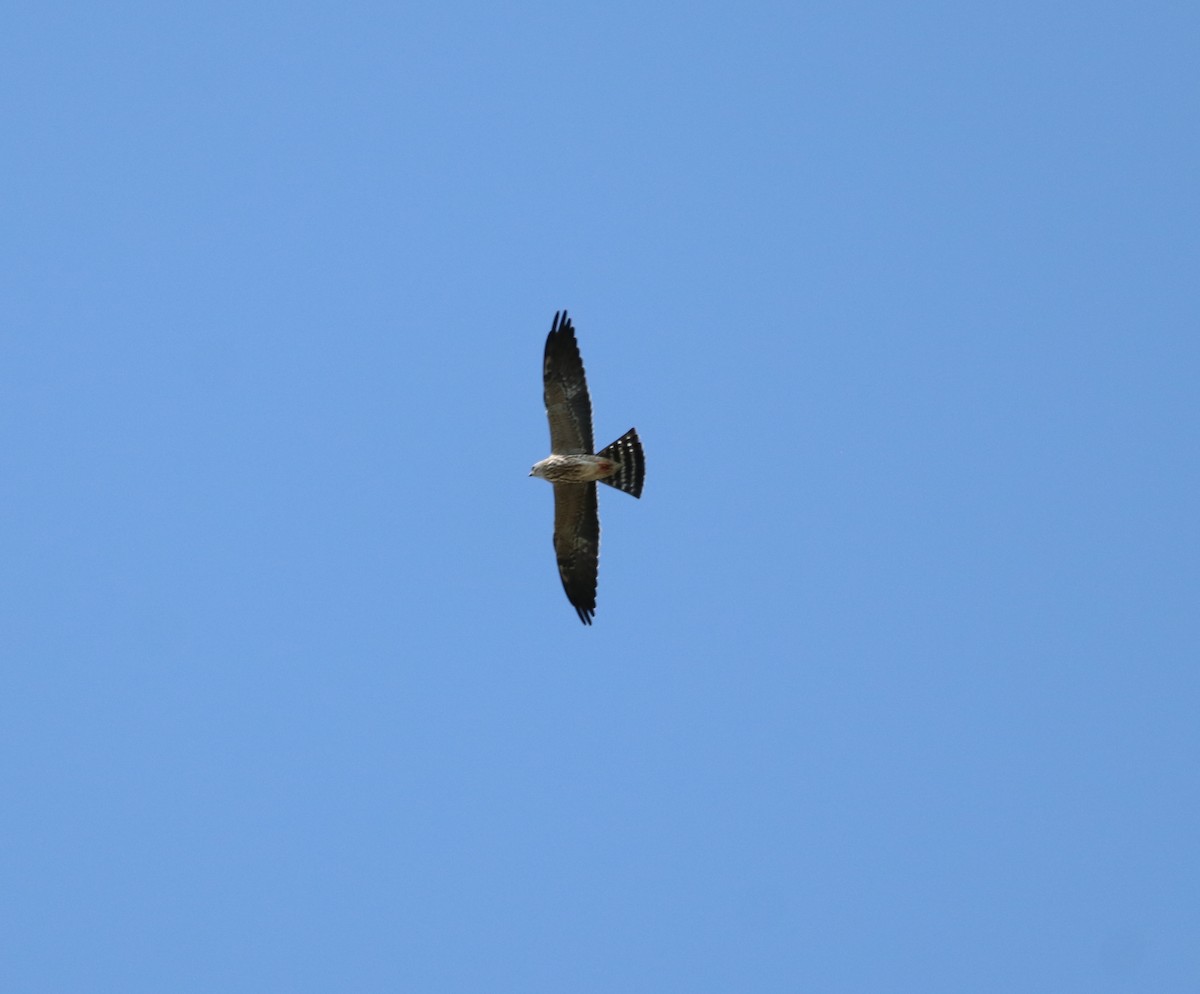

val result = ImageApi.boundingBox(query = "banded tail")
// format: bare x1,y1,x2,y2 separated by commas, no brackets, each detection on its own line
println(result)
597,428,645,499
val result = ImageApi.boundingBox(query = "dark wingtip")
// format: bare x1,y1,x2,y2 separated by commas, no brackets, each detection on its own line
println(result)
569,589,595,625
546,311,575,362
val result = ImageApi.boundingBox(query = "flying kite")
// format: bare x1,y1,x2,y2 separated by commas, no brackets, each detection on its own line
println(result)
530,311,644,624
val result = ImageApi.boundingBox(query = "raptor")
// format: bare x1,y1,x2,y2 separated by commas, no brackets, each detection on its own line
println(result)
530,311,645,624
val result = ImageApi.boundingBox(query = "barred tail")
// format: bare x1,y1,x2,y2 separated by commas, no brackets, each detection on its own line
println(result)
597,428,645,499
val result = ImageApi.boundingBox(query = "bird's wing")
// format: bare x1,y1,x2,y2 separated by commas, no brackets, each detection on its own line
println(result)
543,311,594,455
552,482,599,625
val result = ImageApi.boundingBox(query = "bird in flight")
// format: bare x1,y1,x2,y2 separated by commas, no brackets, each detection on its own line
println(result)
530,311,644,624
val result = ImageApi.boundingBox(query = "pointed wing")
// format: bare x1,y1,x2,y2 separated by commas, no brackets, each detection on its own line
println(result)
543,311,594,455
552,481,599,625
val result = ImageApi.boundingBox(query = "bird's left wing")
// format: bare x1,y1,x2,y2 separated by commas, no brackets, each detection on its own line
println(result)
543,311,594,455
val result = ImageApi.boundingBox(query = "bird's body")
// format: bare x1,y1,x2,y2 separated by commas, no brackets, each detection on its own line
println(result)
530,311,644,625
530,453,620,484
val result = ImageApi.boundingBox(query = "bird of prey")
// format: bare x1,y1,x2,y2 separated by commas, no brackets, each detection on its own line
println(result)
530,311,644,625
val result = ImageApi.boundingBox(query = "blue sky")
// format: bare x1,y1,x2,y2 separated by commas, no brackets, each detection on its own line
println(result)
3,2,1197,990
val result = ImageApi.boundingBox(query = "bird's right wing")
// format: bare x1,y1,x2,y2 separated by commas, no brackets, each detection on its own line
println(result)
552,481,599,625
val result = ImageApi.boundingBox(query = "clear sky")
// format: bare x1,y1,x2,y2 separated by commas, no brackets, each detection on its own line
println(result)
3,2,1197,991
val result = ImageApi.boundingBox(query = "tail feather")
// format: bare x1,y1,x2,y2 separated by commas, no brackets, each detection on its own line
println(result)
597,428,645,498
